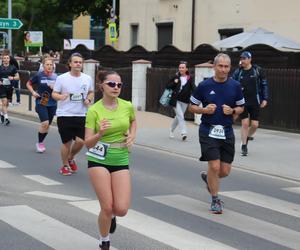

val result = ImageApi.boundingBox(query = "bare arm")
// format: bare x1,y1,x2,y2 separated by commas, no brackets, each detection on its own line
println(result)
125,119,137,147
188,103,216,115
26,81,40,98
85,119,111,149
52,91,68,101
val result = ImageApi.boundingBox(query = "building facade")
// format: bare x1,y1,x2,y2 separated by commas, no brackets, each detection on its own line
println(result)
118,0,300,51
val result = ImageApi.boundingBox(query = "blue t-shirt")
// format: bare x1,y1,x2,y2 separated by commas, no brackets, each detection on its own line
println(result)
30,71,57,106
190,77,245,137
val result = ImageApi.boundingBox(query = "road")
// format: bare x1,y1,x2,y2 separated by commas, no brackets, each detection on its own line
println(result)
0,117,299,250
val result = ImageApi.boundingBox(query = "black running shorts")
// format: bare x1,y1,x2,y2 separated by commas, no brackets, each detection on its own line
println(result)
240,105,260,121
199,132,235,164
57,116,86,144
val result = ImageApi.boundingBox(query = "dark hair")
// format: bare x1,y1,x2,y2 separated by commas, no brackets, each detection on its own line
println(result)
96,70,120,92
179,61,188,67
67,52,83,70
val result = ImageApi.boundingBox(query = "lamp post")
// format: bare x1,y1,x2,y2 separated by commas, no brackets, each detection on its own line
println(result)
8,0,12,52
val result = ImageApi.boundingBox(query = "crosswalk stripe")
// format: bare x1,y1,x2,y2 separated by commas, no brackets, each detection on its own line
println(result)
0,205,100,250
23,175,63,185
70,200,238,250
0,160,16,168
282,187,300,194
25,191,89,201
146,194,300,250
220,190,300,218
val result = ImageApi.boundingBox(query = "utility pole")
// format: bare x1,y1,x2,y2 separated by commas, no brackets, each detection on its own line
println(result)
8,0,12,52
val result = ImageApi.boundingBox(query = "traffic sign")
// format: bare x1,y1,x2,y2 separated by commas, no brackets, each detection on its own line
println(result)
0,18,23,30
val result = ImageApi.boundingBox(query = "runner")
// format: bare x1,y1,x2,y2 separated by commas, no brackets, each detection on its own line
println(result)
189,53,244,214
0,51,19,125
26,57,57,153
52,52,94,175
85,70,137,250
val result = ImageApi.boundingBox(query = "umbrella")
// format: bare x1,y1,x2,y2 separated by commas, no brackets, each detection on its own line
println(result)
213,28,300,51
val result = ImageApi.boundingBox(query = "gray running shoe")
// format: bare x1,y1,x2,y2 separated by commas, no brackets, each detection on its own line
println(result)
241,144,248,156
211,199,224,214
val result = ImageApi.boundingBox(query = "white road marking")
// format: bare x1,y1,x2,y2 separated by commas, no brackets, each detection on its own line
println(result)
220,190,300,218
23,175,62,185
146,194,300,250
0,205,101,250
282,187,300,194
25,191,89,201
70,200,237,250
0,160,16,168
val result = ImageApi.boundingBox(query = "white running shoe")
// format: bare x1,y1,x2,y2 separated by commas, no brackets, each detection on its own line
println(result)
169,129,174,138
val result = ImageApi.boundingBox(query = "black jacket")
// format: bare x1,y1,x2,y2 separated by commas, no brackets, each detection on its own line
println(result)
166,72,195,107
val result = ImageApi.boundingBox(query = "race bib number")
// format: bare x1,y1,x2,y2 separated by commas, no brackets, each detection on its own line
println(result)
2,78,11,86
86,142,110,160
70,93,83,102
209,125,226,140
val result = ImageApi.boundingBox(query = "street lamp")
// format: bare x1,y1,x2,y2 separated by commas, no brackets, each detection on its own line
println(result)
8,0,12,52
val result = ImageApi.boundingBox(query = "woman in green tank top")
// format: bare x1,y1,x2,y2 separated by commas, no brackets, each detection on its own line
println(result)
85,70,137,250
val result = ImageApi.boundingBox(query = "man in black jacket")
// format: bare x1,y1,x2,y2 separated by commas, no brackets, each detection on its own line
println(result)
232,51,268,156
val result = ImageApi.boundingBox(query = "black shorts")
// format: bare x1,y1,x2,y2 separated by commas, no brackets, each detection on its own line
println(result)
240,105,260,121
0,86,13,100
199,132,235,164
35,105,57,123
88,160,129,173
57,116,85,144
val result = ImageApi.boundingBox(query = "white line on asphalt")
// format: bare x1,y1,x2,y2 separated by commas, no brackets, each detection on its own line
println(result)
0,160,16,168
23,175,63,185
220,190,300,218
146,194,300,250
0,205,105,250
69,200,237,250
25,191,89,201
282,187,300,194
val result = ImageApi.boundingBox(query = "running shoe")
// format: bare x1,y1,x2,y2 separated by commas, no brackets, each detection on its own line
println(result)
36,143,46,153
0,114,4,124
246,136,254,144
59,165,72,176
68,159,78,173
182,134,187,141
241,144,248,156
211,199,224,214
4,118,10,126
200,171,210,193
169,129,174,138
109,216,117,234
99,241,110,250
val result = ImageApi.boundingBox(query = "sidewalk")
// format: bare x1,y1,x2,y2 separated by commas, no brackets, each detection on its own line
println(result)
7,94,300,182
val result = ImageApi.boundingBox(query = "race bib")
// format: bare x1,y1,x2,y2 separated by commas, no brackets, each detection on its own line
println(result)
2,78,11,86
209,125,226,140
86,141,110,160
70,93,83,102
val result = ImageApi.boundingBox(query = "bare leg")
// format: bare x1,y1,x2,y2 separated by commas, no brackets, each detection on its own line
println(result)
248,120,259,138
68,137,84,160
241,118,250,145
207,160,221,196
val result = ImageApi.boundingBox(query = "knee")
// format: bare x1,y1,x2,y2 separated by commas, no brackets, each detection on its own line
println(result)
219,168,230,177
101,204,114,217
41,122,49,130
251,122,259,130
113,207,128,217
209,164,220,174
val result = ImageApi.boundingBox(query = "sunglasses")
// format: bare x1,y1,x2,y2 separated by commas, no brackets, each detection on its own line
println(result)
104,81,123,88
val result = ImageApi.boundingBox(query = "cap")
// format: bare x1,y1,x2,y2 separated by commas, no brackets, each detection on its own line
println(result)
240,51,252,59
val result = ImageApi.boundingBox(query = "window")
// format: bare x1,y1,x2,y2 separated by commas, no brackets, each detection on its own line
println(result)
218,28,243,40
156,22,173,50
131,24,139,47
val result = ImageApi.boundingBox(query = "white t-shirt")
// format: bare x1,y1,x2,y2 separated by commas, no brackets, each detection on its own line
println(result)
54,72,93,117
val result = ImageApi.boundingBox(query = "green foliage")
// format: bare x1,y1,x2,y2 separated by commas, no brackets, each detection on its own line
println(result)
0,0,115,55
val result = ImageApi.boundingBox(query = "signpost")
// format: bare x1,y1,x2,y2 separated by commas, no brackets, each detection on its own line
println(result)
0,18,23,30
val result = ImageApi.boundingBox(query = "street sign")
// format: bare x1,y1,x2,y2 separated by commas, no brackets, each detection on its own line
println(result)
0,18,23,30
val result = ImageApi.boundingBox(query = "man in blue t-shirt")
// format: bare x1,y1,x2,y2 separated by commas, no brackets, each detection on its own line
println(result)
189,53,245,214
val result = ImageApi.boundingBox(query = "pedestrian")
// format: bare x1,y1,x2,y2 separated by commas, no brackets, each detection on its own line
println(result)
0,50,19,125
26,57,57,153
189,53,245,214
167,61,195,141
232,51,269,156
85,70,137,250
52,52,94,175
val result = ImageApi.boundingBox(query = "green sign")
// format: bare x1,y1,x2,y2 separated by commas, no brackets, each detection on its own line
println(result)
0,18,23,30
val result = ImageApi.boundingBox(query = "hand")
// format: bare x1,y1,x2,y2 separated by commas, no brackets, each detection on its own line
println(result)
32,91,40,98
124,132,135,148
97,119,111,137
222,104,234,115
83,98,91,106
60,93,69,101
8,76,14,81
260,100,267,108
204,104,217,114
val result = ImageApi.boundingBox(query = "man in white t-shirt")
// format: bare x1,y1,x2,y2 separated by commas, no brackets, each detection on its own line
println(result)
52,53,94,176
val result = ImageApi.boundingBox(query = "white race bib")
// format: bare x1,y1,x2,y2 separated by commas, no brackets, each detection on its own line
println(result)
209,125,226,140
2,78,11,86
86,141,110,160
70,93,83,102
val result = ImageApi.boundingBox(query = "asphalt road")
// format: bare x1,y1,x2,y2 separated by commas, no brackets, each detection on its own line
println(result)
0,117,299,250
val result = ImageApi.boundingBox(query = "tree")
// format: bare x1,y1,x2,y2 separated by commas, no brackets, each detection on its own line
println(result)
0,0,117,55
